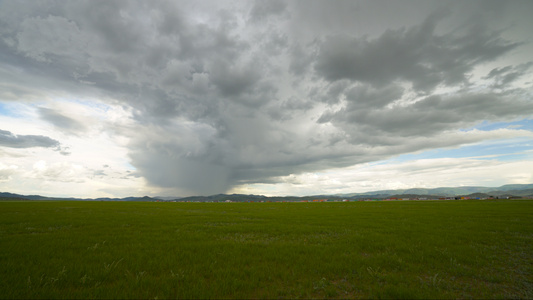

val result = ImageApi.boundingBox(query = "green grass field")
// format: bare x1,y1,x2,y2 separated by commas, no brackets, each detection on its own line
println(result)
1,200,531,299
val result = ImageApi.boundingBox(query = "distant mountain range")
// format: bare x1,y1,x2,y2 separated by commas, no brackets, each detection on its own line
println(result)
334,184,533,198
0,192,156,202
1,184,533,202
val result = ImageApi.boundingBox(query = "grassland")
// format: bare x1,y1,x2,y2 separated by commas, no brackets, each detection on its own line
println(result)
0,200,531,299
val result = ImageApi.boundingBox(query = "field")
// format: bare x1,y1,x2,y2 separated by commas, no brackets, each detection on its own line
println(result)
0,200,531,299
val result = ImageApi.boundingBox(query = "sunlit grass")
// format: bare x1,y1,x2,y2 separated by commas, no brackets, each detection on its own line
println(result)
0,200,531,298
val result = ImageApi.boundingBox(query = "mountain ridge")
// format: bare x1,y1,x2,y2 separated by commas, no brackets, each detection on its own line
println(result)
1,183,533,201
334,184,533,197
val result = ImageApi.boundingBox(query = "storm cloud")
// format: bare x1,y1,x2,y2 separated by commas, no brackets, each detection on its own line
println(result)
314,13,519,92
0,0,532,196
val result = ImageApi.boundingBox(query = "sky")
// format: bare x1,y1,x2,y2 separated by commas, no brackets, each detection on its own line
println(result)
0,0,532,198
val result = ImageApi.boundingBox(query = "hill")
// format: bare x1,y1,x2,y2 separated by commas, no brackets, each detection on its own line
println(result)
0,192,157,202
1,183,532,202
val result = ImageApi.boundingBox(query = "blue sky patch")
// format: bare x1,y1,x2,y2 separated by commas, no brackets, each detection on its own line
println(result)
390,137,533,162
0,101,29,118
469,119,533,131
0,102,11,116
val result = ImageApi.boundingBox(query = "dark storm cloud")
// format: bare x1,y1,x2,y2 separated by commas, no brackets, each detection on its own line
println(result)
126,122,233,195
267,96,314,121
261,30,289,56
288,40,318,76
314,11,520,92
209,59,261,97
321,90,533,145
484,62,533,89
1,1,532,196
249,0,287,22
344,84,404,109
0,129,59,149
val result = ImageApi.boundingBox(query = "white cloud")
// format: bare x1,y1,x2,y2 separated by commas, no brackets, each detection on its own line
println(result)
0,162,18,181
30,160,85,183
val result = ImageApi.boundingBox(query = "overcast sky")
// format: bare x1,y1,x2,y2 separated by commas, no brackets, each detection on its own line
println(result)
1,0,532,198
